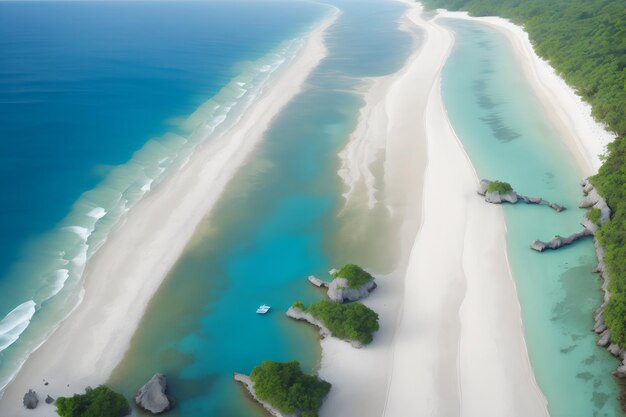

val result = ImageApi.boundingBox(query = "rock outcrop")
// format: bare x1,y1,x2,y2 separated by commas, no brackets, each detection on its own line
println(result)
286,306,363,348
233,373,296,417
307,275,328,288
477,179,565,212
530,229,593,252
615,360,626,379
23,389,38,409
530,179,613,253
327,277,376,303
135,373,175,414
578,179,626,383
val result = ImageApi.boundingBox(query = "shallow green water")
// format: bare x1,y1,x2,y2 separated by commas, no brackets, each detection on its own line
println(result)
440,18,623,417
108,1,414,415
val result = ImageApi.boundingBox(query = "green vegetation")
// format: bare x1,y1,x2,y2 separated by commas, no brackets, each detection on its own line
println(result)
420,0,626,405
486,180,513,194
592,138,626,347
420,0,626,136
587,207,602,226
294,300,379,345
249,361,330,417
332,264,375,289
56,386,129,417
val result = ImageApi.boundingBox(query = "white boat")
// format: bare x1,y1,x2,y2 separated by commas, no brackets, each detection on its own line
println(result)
256,304,271,314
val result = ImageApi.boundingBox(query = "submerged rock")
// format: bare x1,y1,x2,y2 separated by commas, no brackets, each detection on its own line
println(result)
136,374,175,414
23,389,38,409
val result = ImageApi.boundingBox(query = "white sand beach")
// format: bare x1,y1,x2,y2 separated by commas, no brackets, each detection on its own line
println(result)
0,0,614,415
438,11,615,176
320,0,612,415
0,11,338,416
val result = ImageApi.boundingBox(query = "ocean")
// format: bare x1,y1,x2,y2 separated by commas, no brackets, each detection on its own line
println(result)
1,1,620,416
0,0,328,394
440,18,623,417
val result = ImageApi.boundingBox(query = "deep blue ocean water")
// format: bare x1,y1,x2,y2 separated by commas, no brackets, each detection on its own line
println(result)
0,0,326,392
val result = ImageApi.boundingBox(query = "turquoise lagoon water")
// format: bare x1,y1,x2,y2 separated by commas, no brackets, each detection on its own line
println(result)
440,19,623,417
108,0,414,415
0,0,328,394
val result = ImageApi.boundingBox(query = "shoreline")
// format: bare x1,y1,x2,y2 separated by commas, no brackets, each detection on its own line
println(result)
323,2,550,416
0,10,338,416
436,10,615,177
319,3,431,415
384,5,548,416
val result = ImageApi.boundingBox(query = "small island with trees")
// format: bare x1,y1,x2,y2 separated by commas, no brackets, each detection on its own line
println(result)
308,263,377,303
235,263,380,416
234,361,330,417
288,300,379,347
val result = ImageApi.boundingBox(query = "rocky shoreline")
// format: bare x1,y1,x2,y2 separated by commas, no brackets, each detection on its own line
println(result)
233,373,296,417
286,306,364,349
478,178,625,381
579,179,626,380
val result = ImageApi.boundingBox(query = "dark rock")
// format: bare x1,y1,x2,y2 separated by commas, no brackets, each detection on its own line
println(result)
136,373,174,414
45,395,54,404
23,389,38,409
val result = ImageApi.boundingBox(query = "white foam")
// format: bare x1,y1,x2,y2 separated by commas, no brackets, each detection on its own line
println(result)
72,244,88,268
64,226,91,241
86,207,106,220
49,269,70,298
0,301,37,351
140,180,154,193
236,87,247,99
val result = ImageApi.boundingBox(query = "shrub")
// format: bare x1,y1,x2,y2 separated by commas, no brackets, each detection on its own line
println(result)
486,180,513,194
250,361,330,417
300,300,379,345
587,207,602,225
56,385,129,417
332,264,375,289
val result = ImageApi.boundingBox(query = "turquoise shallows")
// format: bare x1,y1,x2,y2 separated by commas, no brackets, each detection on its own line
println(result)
440,18,623,417
0,0,325,394
107,0,413,416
